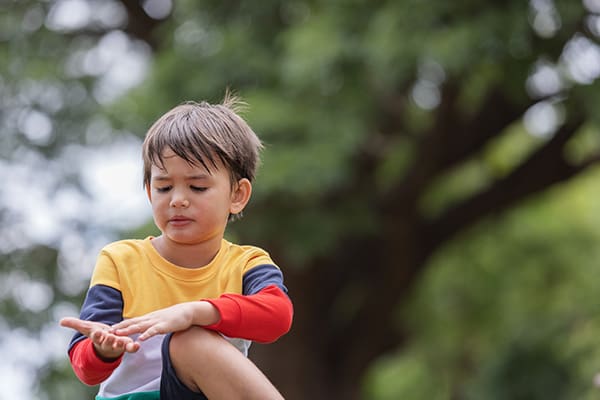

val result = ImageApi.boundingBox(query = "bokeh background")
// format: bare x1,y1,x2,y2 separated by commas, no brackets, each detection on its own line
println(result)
3,1,600,399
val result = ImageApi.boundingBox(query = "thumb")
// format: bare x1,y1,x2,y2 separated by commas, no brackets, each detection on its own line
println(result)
59,317,79,328
60,317,93,335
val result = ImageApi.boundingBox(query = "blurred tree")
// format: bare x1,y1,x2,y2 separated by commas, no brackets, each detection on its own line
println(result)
3,0,600,399
364,170,600,399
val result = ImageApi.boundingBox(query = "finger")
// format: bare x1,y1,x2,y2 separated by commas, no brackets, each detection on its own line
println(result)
114,323,148,336
60,317,94,335
111,318,141,331
125,341,140,353
104,335,116,348
111,336,122,347
90,330,106,345
113,339,126,350
139,325,162,341
59,317,79,328
113,336,131,349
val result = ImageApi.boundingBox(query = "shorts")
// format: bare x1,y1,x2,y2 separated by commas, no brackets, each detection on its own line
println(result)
160,333,208,400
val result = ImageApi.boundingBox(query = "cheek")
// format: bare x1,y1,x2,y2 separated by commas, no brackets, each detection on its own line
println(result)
151,199,167,219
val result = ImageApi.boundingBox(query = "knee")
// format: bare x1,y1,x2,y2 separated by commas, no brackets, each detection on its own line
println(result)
168,327,225,392
169,326,222,361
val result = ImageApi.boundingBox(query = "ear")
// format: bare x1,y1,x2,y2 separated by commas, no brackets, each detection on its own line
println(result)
145,184,152,202
230,178,252,215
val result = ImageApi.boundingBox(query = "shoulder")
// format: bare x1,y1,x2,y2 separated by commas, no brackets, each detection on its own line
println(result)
223,240,272,260
101,238,149,256
92,239,151,287
96,238,152,267
222,240,277,271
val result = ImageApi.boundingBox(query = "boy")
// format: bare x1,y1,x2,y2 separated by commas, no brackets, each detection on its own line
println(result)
60,95,293,400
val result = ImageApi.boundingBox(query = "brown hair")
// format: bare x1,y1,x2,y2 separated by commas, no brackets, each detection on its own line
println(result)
142,93,263,189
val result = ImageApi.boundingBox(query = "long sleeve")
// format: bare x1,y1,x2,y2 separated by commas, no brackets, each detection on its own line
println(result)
66,284,125,385
204,284,293,343
68,339,123,385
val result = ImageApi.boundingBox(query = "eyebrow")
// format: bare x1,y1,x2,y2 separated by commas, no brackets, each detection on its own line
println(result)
152,174,211,181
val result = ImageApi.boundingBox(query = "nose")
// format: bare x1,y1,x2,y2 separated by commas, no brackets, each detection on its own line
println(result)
170,191,190,208
170,198,190,208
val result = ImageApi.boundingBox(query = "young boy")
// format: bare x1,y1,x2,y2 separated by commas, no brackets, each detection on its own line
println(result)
60,95,293,400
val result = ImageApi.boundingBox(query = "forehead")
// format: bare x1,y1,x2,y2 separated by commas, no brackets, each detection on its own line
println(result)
151,148,227,177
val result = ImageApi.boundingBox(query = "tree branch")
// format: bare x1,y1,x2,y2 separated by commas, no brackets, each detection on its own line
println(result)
426,115,588,248
119,0,166,49
56,1,165,50
380,85,528,213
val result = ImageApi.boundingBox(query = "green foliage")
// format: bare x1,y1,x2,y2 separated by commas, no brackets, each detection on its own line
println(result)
565,123,600,164
419,123,546,217
365,167,600,399
36,360,97,400
365,351,451,400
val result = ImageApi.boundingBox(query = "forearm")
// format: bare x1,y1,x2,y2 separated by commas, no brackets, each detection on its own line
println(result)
66,284,125,385
203,285,293,343
190,300,221,326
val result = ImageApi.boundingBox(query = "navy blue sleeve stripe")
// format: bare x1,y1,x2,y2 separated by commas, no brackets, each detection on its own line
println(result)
67,284,124,351
242,264,287,295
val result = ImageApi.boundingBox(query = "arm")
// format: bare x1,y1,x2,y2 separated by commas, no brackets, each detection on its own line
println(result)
203,284,293,343
112,265,293,344
204,264,293,343
63,284,130,385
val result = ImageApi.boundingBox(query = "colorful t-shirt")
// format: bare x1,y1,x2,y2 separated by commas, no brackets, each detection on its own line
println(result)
67,237,292,400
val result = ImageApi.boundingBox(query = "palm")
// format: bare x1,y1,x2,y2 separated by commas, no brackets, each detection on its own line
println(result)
60,317,139,357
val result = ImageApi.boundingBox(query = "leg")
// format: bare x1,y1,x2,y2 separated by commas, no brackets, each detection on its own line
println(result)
169,326,284,400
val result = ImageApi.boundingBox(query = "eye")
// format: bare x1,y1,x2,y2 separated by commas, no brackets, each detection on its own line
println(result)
155,186,172,193
190,186,207,192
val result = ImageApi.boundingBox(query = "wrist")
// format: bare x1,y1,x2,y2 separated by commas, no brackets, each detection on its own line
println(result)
192,301,220,326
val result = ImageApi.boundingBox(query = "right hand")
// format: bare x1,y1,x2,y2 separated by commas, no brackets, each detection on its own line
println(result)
60,317,140,360
110,301,219,342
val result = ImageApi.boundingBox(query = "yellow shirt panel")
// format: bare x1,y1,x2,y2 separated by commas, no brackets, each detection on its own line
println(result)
90,237,276,318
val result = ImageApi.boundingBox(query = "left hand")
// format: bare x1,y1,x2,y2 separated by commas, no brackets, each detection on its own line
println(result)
110,301,218,341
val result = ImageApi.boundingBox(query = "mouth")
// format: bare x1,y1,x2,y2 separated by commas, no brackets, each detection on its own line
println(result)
168,216,193,226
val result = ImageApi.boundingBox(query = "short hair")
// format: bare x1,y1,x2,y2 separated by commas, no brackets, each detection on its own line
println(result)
142,93,263,189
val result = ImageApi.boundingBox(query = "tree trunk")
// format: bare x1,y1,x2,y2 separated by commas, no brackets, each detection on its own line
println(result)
252,224,430,400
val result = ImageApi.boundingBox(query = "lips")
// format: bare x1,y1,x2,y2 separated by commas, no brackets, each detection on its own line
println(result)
168,216,193,226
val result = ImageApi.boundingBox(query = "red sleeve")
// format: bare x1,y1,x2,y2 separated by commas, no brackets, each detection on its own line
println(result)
68,338,123,385
203,285,293,343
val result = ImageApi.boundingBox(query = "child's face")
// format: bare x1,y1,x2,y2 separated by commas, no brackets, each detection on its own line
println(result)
146,148,250,247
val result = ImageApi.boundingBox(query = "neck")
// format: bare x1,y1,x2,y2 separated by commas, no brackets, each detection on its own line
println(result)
152,236,222,269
